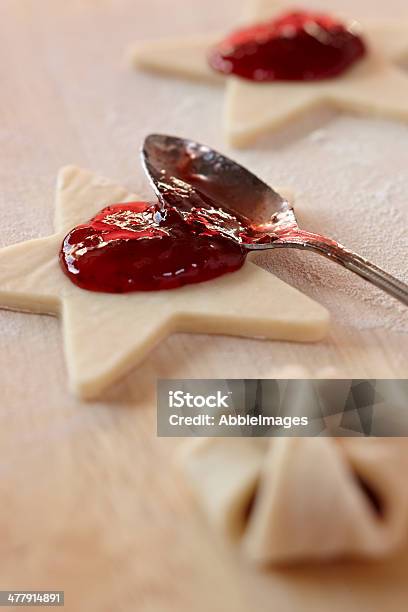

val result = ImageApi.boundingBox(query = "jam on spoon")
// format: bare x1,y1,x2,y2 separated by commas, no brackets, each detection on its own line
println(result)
209,10,367,82
59,193,267,293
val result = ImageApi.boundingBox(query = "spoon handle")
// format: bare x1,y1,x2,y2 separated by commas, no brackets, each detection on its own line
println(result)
276,230,408,306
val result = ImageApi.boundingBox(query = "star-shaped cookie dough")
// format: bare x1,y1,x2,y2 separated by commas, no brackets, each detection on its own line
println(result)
0,167,329,399
132,0,408,147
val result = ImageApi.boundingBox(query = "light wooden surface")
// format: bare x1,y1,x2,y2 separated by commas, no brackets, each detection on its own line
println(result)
0,1,408,611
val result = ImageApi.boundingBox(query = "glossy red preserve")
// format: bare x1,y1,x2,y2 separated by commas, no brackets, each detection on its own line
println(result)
209,10,366,81
59,200,254,293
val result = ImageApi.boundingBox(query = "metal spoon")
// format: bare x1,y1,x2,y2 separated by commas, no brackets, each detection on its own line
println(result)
142,134,408,306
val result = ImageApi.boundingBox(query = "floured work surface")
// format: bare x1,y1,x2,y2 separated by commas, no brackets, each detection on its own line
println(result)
0,0,407,611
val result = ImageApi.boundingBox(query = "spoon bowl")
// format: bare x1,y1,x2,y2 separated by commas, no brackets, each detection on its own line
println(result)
142,134,408,306
142,134,299,239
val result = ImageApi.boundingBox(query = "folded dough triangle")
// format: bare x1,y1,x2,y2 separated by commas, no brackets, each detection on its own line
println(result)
181,437,408,564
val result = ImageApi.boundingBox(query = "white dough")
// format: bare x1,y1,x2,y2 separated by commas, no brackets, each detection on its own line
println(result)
131,0,408,147
181,436,408,564
0,167,329,399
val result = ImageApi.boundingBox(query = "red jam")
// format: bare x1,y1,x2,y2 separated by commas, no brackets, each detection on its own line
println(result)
59,199,260,293
209,10,366,81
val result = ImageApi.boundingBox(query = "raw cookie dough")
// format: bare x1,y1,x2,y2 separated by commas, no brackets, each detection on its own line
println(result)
181,437,408,564
0,166,329,399
132,0,408,147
